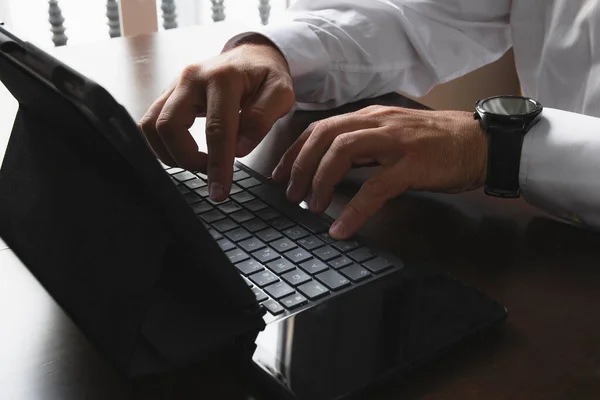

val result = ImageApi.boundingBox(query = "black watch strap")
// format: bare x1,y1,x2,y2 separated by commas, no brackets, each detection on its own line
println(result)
484,127,525,198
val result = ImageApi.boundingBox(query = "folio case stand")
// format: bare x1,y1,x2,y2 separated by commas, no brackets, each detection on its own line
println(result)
0,41,265,377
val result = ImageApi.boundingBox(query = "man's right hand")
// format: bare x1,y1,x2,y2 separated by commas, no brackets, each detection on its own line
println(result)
139,37,295,201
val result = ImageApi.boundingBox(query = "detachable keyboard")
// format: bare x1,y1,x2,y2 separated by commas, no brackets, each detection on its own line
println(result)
164,162,403,321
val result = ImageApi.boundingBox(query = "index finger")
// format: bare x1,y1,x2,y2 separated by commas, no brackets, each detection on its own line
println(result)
205,78,242,201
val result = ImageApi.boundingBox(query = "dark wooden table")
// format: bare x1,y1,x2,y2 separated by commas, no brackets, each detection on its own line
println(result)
2,23,600,400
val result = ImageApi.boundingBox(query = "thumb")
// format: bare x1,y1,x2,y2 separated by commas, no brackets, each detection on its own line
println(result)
329,163,409,239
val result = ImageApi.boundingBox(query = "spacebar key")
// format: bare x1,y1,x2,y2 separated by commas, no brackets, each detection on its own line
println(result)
249,184,330,234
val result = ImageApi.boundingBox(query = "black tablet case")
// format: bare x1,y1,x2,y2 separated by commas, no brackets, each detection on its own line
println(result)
0,36,265,377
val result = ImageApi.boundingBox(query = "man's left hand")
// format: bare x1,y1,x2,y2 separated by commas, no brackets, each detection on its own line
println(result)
271,105,488,239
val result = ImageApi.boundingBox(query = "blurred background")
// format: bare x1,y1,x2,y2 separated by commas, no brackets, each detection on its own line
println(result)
0,0,519,111
0,0,292,47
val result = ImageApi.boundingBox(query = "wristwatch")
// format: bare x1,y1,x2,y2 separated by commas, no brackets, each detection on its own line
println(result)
474,95,543,198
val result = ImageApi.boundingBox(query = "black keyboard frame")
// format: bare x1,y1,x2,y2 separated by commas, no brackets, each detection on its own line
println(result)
165,161,404,323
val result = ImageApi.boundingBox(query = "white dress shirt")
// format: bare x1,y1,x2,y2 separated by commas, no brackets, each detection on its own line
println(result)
227,0,600,229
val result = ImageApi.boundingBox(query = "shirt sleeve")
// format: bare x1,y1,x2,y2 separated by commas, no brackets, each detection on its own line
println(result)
224,0,512,110
519,108,600,230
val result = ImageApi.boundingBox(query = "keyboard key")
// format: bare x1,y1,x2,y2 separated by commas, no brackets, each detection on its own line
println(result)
229,184,244,195
256,228,282,242
252,287,268,302
282,269,312,286
313,245,340,262
233,170,250,181
208,229,222,240
235,259,264,275
166,167,184,174
243,218,268,233
200,209,225,223
249,184,330,233
233,165,240,172
298,281,330,300
256,208,280,221
217,238,236,252
243,199,268,213
212,218,239,233
177,185,190,194
243,277,253,287
225,227,252,242
194,186,210,198
283,226,309,240
348,247,375,263
195,171,208,180
262,299,284,315
238,177,261,189
239,237,266,253
252,247,280,264
218,201,243,214
271,238,297,253
183,192,201,203
184,178,206,190
271,217,295,230
267,259,296,275
172,171,196,181
340,264,372,282
250,269,279,287
363,256,393,274
299,259,329,275
297,236,324,251
231,191,255,204
281,293,308,310
206,196,228,205
231,209,255,224
332,239,361,252
225,248,250,264
191,201,213,214
328,256,353,270
264,281,295,300
317,232,335,244
316,270,351,291
284,248,312,264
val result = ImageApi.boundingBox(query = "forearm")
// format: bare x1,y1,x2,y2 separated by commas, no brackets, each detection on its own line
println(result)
520,108,600,230
225,0,512,110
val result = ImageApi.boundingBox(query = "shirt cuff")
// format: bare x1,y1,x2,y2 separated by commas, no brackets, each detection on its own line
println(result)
223,21,331,104
519,107,600,228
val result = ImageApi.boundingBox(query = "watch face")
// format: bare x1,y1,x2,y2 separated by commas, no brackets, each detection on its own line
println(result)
480,96,541,116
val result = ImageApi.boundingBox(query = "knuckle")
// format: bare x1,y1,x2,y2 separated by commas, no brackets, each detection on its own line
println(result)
209,64,238,83
290,159,305,178
205,119,226,140
138,115,155,133
155,117,174,136
329,134,355,157
180,64,201,83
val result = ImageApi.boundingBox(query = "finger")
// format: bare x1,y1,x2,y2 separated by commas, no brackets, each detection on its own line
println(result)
236,79,294,157
271,122,315,183
329,163,409,240
156,76,208,171
138,84,177,166
309,129,393,213
287,115,375,203
205,78,242,201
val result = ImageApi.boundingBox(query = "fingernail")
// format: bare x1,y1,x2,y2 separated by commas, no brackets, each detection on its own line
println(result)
286,180,296,200
272,164,281,180
209,182,224,201
308,192,318,211
329,221,346,239
236,136,254,156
